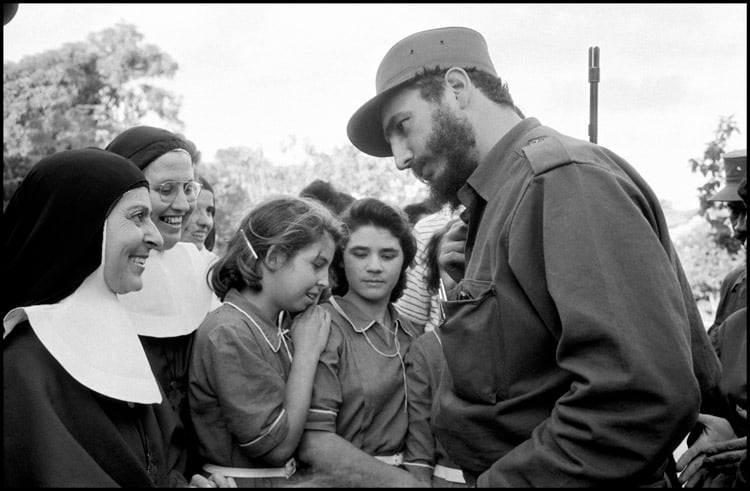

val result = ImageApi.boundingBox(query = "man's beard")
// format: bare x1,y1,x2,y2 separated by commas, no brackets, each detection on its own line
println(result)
414,106,480,210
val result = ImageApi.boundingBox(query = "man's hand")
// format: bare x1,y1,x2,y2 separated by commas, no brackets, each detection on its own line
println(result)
677,413,737,487
438,219,467,284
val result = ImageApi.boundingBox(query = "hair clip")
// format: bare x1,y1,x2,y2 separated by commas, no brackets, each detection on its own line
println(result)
240,228,259,260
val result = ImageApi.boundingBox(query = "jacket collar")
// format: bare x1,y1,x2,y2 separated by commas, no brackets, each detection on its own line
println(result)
460,117,542,206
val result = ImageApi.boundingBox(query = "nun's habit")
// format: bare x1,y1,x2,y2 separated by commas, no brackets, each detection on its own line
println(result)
106,126,219,475
3,149,185,487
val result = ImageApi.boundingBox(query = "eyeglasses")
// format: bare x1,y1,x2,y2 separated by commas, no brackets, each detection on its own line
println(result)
150,180,202,203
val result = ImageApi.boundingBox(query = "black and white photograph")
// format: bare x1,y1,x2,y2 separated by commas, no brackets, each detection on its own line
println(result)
3,3,746,487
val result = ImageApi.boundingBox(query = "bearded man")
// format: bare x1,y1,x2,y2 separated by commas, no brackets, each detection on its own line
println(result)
346,26,721,487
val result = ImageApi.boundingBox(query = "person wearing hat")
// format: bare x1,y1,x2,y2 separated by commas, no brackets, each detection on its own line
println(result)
347,26,721,487
678,176,747,488
706,149,747,342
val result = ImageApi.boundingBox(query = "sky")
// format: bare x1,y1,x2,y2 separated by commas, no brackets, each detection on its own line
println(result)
3,3,747,210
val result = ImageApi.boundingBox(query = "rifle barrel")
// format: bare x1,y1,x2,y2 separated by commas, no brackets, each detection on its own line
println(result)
588,46,600,144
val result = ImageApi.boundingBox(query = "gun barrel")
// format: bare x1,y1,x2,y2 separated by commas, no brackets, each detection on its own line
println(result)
588,46,600,144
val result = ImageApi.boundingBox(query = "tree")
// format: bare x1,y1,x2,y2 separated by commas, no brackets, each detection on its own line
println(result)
688,115,743,254
671,215,744,328
304,143,429,208
199,146,276,254
3,22,182,210
201,140,430,254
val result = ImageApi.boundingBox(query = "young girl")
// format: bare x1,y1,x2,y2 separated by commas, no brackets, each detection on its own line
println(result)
187,196,342,487
298,198,424,487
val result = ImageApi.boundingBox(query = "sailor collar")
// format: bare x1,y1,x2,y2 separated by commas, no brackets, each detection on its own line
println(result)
222,289,291,355
328,296,417,338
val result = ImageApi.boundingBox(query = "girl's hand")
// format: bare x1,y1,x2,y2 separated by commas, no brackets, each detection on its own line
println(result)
290,305,331,356
189,473,237,488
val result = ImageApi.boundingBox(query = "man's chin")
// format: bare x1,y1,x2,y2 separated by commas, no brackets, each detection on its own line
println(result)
429,181,462,210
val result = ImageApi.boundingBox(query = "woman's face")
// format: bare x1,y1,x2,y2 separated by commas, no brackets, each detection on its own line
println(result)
266,233,336,313
181,189,215,250
104,187,163,294
142,150,195,250
343,224,404,305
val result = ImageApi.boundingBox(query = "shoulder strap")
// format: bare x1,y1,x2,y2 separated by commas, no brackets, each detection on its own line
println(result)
521,134,572,176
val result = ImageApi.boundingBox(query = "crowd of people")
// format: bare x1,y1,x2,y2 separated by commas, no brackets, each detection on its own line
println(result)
3,26,746,488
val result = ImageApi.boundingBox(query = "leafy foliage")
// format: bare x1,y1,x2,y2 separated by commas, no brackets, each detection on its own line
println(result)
199,141,429,254
671,216,745,327
688,115,743,254
3,22,182,210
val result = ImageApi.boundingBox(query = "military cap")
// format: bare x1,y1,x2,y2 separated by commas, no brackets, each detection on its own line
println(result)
347,27,496,158
709,149,747,202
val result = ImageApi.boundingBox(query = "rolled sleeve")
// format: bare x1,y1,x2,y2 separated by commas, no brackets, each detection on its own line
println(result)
305,327,343,433
239,408,288,457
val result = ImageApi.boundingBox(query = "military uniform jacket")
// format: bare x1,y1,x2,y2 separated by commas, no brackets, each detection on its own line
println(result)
432,117,721,486
708,264,746,343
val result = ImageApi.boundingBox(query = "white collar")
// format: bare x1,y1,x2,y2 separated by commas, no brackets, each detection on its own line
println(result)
118,242,219,337
3,265,162,404
224,301,293,362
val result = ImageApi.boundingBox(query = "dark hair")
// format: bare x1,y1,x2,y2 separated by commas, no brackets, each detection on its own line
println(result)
209,196,343,300
423,224,451,295
196,175,217,251
403,198,441,227
408,66,525,118
299,179,356,216
331,198,417,302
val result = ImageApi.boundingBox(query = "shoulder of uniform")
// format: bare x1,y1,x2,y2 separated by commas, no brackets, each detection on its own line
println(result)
520,135,574,176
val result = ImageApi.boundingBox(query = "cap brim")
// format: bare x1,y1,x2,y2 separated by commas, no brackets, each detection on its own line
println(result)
708,183,741,202
347,84,407,158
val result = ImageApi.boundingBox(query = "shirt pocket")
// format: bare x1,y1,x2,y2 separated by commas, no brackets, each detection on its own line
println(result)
440,278,503,404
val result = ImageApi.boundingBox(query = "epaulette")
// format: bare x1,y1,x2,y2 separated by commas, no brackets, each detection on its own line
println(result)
521,135,572,176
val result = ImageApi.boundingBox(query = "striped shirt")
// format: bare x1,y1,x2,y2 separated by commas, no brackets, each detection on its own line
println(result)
395,206,457,332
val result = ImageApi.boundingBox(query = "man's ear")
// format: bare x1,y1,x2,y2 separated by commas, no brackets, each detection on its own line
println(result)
444,67,472,109
264,245,288,271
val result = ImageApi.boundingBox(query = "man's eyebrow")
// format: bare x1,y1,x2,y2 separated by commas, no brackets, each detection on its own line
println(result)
383,111,408,140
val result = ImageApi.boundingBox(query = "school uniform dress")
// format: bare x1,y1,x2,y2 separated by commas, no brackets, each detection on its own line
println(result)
188,288,295,486
403,329,466,487
305,295,419,461
432,117,721,486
